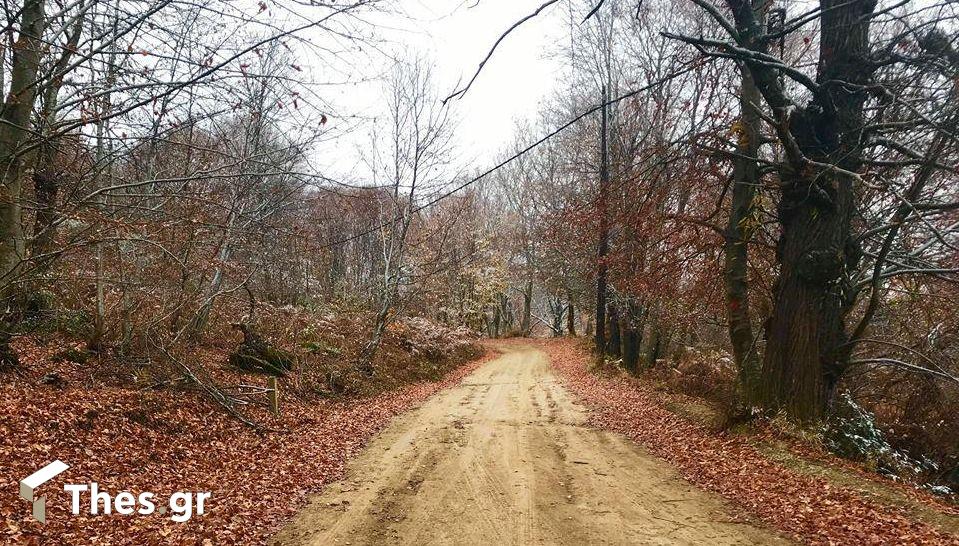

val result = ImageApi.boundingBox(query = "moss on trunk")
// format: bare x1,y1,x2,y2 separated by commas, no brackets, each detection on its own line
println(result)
228,323,293,376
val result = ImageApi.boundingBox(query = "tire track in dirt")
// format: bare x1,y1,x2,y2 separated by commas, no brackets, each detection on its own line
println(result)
272,344,792,545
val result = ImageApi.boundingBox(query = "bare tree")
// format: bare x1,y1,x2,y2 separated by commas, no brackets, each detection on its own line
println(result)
671,0,959,419
358,57,455,373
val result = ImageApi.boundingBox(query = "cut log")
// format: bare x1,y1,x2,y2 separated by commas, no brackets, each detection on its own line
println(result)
228,323,293,376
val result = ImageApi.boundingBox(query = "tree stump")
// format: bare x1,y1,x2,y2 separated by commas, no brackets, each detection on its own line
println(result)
228,323,293,376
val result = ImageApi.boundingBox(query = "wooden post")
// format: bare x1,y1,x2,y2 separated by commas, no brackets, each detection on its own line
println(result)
268,376,280,416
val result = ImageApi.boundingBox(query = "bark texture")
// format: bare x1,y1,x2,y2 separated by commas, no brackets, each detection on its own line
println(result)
727,0,876,420
724,62,763,404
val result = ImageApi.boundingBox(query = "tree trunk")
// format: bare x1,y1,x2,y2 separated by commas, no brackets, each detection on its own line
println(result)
724,58,763,405
621,299,641,373
594,86,610,356
645,322,669,366
760,186,855,419
566,298,576,336
606,302,621,359
30,9,83,263
88,34,120,352
500,292,513,332
756,0,874,421
520,279,532,335
360,280,395,373
31,166,59,259
0,0,46,300
550,296,563,338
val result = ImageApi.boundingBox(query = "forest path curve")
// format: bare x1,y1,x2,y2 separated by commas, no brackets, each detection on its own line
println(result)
272,344,790,545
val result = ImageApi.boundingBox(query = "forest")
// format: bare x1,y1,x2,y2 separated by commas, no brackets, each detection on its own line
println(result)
0,0,957,544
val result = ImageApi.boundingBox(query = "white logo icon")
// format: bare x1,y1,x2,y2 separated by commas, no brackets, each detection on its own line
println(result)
20,460,69,523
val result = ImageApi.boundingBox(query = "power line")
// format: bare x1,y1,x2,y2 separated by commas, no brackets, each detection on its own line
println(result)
316,59,705,251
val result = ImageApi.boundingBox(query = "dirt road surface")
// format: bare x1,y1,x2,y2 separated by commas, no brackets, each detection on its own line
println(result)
273,345,790,545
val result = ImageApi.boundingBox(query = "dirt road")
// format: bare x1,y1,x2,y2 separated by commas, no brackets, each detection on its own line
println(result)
273,345,789,545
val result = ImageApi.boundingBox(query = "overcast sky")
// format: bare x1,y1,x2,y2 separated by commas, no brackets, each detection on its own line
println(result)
405,0,565,155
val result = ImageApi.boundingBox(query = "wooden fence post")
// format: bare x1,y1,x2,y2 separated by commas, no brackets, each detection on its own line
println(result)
268,376,280,416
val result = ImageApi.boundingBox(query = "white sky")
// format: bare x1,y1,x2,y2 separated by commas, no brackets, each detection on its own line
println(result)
404,0,564,156
317,0,567,181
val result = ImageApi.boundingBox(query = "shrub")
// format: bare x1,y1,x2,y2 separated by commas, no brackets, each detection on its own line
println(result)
823,392,935,480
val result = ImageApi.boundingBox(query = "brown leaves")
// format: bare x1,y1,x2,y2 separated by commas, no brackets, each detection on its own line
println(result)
0,337,488,544
541,339,959,546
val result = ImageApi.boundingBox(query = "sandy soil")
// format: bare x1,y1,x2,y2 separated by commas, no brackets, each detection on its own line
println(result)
272,345,791,545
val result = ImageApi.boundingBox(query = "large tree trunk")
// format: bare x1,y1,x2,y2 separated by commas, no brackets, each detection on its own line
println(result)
760,172,856,419
0,0,47,368
752,0,875,421
0,0,46,296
